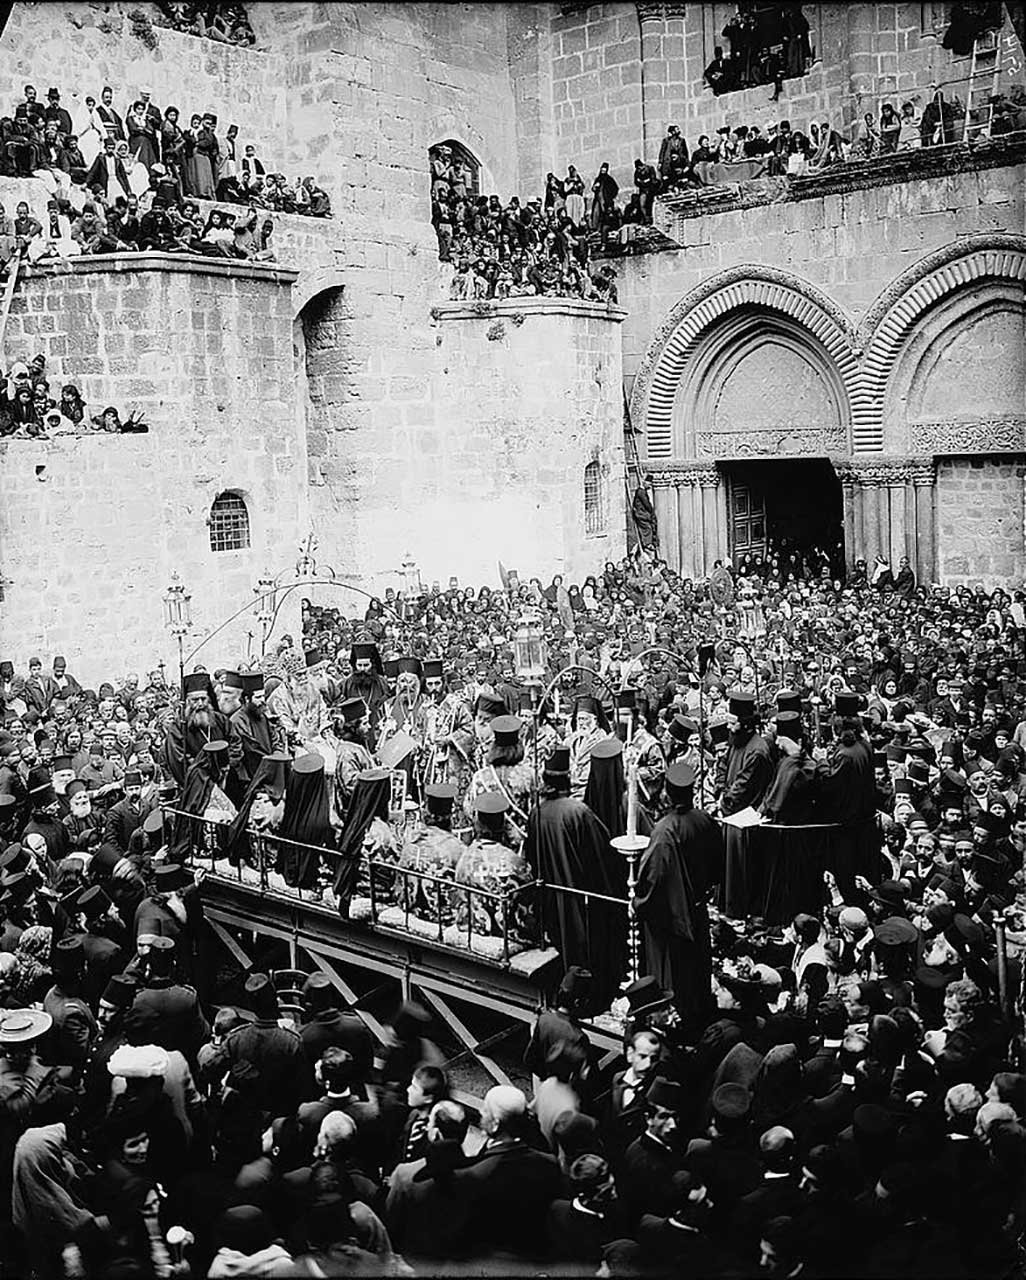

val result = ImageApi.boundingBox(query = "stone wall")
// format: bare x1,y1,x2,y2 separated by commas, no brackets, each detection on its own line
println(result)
0,258,306,684
936,457,1026,586
391,298,628,588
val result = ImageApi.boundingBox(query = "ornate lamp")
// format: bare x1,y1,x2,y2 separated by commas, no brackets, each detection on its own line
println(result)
162,572,192,690
513,611,548,686
253,572,277,654
401,553,421,599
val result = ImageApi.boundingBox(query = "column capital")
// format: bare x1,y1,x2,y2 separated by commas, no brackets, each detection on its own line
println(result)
697,465,721,488
648,464,717,487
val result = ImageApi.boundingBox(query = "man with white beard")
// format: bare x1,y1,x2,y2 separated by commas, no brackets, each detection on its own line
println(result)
268,651,331,764
160,672,237,790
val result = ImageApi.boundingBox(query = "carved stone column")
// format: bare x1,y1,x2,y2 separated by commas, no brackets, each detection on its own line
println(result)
911,460,937,585
698,466,723,575
649,470,681,573
674,468,703,580
835,465,861,567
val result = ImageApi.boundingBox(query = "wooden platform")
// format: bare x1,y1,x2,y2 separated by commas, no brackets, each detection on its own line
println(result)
201,874,626,1105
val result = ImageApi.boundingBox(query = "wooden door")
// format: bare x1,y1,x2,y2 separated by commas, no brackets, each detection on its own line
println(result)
728,479,767,560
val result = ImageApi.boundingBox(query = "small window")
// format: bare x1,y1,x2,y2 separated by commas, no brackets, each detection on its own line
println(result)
209,491,250,552
584,461,607,537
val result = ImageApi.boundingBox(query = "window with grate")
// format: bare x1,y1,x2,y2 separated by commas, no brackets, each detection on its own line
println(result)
584,461,606,537
209,491,250,552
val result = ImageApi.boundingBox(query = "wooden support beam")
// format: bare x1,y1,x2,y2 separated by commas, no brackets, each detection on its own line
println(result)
417,986,513,1090
208,918,255,973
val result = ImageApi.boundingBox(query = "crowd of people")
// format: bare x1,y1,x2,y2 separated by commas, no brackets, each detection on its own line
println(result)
153,1,256,47
0,546,1023,1276
0,351,146,439
0,82,330,268
704,4,813,100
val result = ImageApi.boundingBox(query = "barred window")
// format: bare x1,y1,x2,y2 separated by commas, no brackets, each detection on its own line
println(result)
209,491,250,553
584,461,607,537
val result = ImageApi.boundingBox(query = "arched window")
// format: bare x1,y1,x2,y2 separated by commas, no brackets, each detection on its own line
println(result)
209,491,250,552
428,139,481,261
584,461,607,537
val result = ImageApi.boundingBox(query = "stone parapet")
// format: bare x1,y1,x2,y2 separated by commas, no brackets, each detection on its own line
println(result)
636,135,1026,246
23,252,299,287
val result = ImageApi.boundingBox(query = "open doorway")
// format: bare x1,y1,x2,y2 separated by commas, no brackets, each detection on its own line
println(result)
721,458,846,580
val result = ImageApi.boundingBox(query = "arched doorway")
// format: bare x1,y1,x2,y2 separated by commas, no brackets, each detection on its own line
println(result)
720,457,845,578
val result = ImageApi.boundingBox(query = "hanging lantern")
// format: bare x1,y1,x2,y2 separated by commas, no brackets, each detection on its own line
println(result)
162,572,192,637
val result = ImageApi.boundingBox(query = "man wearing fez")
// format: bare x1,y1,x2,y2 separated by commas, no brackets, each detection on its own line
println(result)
230,672,283,785
343,640,390,733
160,670,236,789
634,762,722,1030
817,690,881,898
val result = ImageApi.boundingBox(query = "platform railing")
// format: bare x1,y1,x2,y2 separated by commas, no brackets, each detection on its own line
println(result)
162,807,545,965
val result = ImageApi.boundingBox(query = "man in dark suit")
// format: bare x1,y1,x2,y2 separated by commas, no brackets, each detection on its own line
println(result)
298,971,375,1082
453,1085,562,1261
619,1077,686,1224
103,768,148,852
131,935,209,1062
73,885,126,1008
296,1046,381,1171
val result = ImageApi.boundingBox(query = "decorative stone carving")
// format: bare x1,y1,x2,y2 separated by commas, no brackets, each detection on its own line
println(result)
849,457,935,486
631,264,859,462
636,1,687,19
696,427,848,459
909,416,1026,455
648,464,714,487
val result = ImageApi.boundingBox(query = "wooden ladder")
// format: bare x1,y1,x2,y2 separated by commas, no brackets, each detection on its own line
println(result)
0,251,21,356
963,26,1002,141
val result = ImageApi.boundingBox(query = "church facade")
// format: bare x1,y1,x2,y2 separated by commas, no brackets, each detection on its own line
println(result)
0,2,1022,678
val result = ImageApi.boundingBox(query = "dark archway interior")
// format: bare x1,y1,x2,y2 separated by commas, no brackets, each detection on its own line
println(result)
721,457,846,578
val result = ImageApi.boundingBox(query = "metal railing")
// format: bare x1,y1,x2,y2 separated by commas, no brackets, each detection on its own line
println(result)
162,807,545,966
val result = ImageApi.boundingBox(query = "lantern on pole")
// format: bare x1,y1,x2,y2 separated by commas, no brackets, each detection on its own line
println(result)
162,571,192,692
253,572,277,655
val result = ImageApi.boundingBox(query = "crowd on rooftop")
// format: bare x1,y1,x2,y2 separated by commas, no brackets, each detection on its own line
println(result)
0,82,329,271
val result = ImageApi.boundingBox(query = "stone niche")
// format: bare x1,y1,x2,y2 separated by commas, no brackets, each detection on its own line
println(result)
0,256,306,683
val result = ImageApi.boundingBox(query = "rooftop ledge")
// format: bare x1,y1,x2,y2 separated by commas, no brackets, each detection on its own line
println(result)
593,133,1026,257
21,252,299,286
431,297,627,322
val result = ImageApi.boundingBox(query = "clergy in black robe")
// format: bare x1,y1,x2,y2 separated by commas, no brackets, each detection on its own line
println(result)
276,752,333,890
525,748,627,1014
721,692,773,917
333,765,391,911
760,714,818,824
584,735,627,839
161,672,239,788
634,763,721,1031
343,641,391,734
224,750,290,868
230,672,282,785
754,714,826,923
170,739,233,861
816,692,882,897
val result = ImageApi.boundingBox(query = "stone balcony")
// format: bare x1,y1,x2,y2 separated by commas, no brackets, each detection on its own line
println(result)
595,132,1026,257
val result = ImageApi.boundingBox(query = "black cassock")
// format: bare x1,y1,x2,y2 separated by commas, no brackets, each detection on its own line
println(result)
277,756,334,890
526,795,627,1013
634,805,722,1030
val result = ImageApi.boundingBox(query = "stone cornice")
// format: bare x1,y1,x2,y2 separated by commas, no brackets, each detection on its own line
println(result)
22,252,299,286
648,463,718,487
621,135,1026,244
431,298,628,322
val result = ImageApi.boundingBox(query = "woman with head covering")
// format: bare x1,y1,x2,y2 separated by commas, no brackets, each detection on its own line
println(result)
275,753,333,892
207,1205,294,1278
